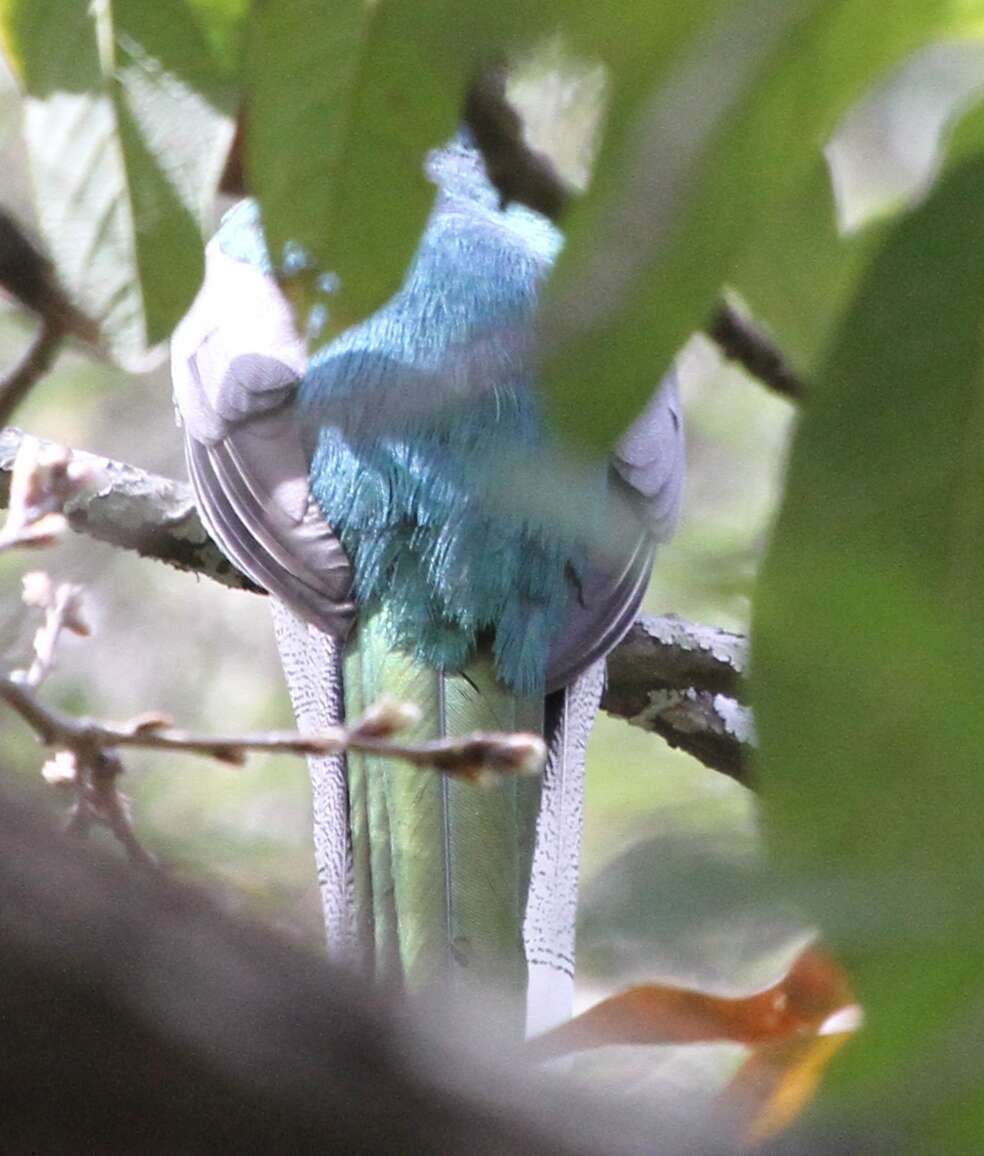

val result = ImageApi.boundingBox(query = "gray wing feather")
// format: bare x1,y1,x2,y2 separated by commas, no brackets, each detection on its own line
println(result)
613,369,686,541
172,241,355,637
546,371,684,691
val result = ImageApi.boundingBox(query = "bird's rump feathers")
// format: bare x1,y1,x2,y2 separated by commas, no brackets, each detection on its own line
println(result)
174,159,682,690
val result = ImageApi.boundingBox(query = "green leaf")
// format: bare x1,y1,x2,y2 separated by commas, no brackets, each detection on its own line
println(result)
737,40,984,374
730,159,883,373
579,821,812,998
244,0,737,335
541,0,984,448
0,0,238,362
246,0,472,332
753,151,984,1150
183,0,249,80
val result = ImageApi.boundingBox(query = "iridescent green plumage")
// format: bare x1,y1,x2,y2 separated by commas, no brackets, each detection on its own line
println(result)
345,609,541,1026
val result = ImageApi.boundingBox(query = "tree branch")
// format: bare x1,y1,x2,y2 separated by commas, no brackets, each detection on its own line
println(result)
1,427,753,783
0,426,255,589
707,301,807,403
19,572,89,687
3,588,545,862
0,321,64,429
464,64,571,221
0,209,100,427
3,579,545,866
602,616,754,782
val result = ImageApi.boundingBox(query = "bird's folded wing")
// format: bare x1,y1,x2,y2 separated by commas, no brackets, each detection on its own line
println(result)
612,370,686,542
546,372,685,691
172,241,355,638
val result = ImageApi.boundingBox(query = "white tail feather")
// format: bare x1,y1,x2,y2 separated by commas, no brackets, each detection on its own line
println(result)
523,660,605,1036
270,601,356,962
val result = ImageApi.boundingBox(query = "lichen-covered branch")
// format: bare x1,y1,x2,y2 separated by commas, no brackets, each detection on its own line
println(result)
602,616,753,782
1,427,753,783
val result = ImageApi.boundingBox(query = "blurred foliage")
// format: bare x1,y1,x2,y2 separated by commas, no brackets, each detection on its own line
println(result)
754,144,984,1149
2,2,984,1150
0,0,236,364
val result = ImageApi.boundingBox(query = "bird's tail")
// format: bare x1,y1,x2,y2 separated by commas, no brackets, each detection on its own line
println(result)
345,608,541,1036
270,600,356,958
273,600,604,1038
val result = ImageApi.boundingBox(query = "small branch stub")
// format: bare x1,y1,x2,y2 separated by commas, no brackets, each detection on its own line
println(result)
0,436,91,551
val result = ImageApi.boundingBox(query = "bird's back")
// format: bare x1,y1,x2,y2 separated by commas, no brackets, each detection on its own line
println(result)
298,177,593,694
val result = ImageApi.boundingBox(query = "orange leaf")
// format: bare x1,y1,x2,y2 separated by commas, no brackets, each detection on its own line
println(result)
528,948,852,1061
725,1028,856,1146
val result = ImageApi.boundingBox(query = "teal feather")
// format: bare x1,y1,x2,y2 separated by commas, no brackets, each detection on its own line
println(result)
300,189,600,694
212,145,608,693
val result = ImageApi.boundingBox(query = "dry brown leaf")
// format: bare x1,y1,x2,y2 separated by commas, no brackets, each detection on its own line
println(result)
528,948,852,1061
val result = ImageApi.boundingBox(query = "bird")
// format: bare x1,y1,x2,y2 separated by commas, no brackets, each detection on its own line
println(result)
171,132,685,1038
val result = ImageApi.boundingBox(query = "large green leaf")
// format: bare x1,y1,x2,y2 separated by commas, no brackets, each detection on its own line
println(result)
246,0,474,333
753,150,984,1150
541,0,984,448
245,0,738,335
736,39,984,374
0,0,239,362
730,159,883,373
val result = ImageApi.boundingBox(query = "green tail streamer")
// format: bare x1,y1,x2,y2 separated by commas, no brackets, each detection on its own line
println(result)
345,608,542,1030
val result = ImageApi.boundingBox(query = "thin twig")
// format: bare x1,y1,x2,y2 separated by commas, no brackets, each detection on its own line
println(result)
708,301,808,403
84,751,157,868
1,671,543,867
0,435,91,552
4,560,545,869
0,675,545,780
18,572,89,687
0,322,64,430
0,209,98,427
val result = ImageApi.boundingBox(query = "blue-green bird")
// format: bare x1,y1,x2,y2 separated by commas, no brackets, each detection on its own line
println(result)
172,136,684,1036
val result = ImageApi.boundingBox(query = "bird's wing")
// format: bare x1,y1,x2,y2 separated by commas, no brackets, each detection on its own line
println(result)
545,372,684,692
171,239,355,637
612,369,686,542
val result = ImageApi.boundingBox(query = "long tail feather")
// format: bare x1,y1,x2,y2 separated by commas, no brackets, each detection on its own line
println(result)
344,609,541,1033
524,660,606,1037
270,601,356,961
275,601,604,1039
